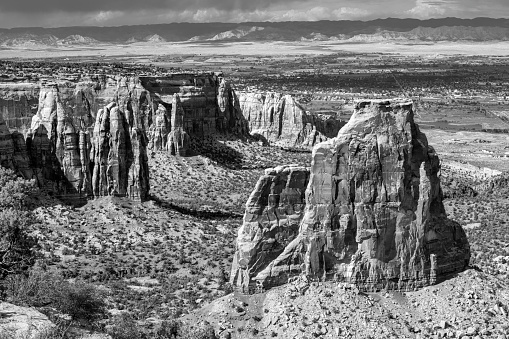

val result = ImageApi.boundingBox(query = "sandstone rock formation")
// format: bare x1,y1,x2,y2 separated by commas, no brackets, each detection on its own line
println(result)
0,74,344,203
0,302,55,339
238,92,344,147
0,83,39,133
13,83,150,203
148,104,169,151
168,94,191,156
90,102,149,201
231,100,470,293
0,114,33,179
230,165,310,290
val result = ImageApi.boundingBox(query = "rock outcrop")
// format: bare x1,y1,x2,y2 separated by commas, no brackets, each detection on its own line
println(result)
0,83,39,133
167,94,191,156
17,83,150,203
0,74,344,203
0,114,33,179
238,92,344,147
230,165,310,290
0,302,55,339
90,102,149,201
231,100,470,293
148,104,169,151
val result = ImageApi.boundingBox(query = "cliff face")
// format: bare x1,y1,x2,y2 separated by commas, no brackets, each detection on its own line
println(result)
167,94,191,156
230,165,310,290
0,83,39,133
238,92,344,147
0,114,33,179
231,100,470,293
3,82,151,203
0,74,344,203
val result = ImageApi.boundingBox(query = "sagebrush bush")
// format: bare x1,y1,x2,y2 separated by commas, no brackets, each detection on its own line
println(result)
4,267,106,325
54,281,106,324
0,167,39,281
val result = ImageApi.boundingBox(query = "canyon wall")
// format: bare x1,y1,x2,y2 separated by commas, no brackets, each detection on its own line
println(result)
230,165,310,290
21,83,150,203
0,74,343,203
231,100,470,293
238,92,344,147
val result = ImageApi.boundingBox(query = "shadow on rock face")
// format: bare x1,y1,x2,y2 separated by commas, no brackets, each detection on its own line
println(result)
230,100,471,294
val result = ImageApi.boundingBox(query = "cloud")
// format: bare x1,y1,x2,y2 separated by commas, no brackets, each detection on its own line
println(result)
407,0,509,19
407,0,450,18
89,11,124,23
0,0,506,28
0,0,308,13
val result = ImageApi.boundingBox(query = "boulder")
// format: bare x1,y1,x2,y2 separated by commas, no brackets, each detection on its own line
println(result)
0,302,55,339
231,100,470,292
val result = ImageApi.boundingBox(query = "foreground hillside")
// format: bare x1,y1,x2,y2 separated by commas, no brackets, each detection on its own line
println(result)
186,269,509,339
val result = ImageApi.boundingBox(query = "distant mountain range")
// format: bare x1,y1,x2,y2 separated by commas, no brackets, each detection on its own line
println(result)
1,18,509,47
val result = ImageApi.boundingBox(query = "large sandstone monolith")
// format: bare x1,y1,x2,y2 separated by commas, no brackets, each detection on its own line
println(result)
168,94,191,156
147,104,170,151
238,92,344,147
91,102,149,200
231,100,470,293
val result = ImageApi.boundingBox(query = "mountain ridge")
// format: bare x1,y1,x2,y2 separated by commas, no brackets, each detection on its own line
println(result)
0,18,509,45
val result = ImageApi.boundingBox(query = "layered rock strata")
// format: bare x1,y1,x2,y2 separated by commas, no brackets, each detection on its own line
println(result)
231,100,470,293
0,74,344,203
0,114,33,179
1,82,150,203
230,165,310,290
238,92,344,147
1,76,337,153
168,94,191,156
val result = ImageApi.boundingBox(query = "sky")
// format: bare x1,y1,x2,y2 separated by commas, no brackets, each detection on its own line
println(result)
0,0,508,28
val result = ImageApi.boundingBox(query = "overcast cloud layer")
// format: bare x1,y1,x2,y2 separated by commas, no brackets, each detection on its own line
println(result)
0,0,507,28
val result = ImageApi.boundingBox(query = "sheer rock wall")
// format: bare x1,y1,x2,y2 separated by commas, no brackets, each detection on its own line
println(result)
0,74,343,203
231,100,470,293
238,92,344,147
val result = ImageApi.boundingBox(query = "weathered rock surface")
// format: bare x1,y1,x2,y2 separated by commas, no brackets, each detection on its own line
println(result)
0,302,55,339
168,94,191,156
231,100,470,293
1,82,151,203
147,104,169,151
230,165,309,290
90,102,149,201
0,74,343,203
0,83,39,133
0,113,33,179
238,92,344,147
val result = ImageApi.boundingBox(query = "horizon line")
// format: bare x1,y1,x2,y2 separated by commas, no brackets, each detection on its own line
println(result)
1,16,508,30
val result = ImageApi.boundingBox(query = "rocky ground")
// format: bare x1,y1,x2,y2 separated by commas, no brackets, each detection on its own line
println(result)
186,269,509,339
7,125,509,338
24,140,310,321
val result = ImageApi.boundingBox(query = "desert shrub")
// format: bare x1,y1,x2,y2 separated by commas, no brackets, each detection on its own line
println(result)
3,267,57,306
4,268,106,325
54,281,107,324
176,321,217,339
155,319,180,338
108,313,149,339
0,168,39,281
